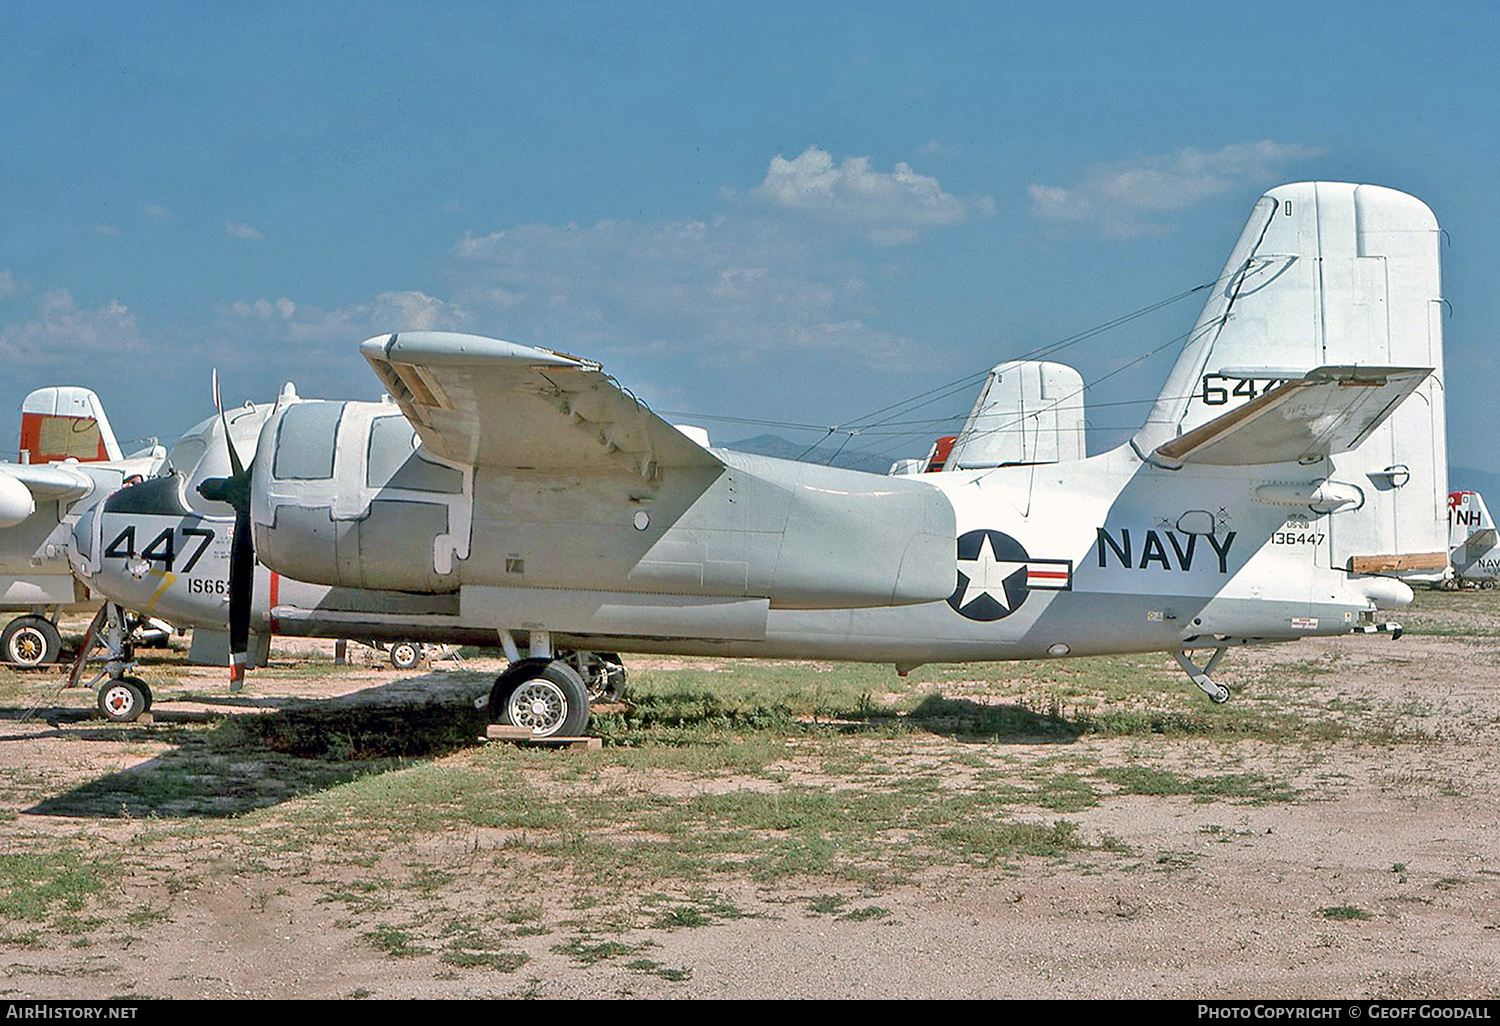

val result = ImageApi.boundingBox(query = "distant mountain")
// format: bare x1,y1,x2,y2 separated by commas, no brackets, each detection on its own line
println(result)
722,433,899,475
1450,465,1500,500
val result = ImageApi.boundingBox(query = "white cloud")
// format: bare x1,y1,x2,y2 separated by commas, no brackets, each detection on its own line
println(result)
95,224,120,237
145,203,171,218
0,270,21,299
750,147,986,244
222,290,467,347
226,221,264,241
916,139,963,159
452,215,927,371
229,297,297,320
1030,141,1325,238
0,289,147,365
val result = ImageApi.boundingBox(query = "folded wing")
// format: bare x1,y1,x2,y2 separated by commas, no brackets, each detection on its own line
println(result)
361,332,722,476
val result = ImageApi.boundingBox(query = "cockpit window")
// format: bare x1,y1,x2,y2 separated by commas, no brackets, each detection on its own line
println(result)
104,475,193,516
167,434,208,478
273,402,345,481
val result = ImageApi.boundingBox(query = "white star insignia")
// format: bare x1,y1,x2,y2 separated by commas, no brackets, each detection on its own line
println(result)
957,533,1027,610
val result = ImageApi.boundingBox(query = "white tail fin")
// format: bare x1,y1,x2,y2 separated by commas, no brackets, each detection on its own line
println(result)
1449,490,1498,581
945,361,1086,470
1449,490,1494,547
18,386,123,464
1136,183,1448,577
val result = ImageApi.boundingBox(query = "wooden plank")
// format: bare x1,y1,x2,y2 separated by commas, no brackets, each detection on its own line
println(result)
485,724,532,741
1347,552,1448,573
483,724,602,750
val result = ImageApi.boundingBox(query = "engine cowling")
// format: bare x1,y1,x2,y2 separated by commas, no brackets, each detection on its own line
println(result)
251,399,471,593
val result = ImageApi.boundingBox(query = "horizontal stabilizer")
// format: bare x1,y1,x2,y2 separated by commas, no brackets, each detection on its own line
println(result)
1150,365,1431,469
361,332,723,475
1461,527,1498,551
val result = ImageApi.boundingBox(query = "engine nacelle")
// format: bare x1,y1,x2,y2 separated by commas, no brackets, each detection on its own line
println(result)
252,399,472,593
251,398,958,609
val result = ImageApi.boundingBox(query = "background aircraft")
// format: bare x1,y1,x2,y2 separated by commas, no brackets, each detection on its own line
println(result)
1447,490,1498,587
88,182,1450,740
0,387,167,666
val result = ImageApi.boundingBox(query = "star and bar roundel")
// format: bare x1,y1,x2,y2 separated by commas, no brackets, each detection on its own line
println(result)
947,529,1073,621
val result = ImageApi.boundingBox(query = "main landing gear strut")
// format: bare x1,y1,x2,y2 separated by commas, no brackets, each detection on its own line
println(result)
481,630,625,738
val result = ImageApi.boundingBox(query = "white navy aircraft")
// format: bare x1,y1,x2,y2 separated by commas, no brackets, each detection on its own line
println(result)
0,387,166,667
74,182,1450,737
1447,491,1498,587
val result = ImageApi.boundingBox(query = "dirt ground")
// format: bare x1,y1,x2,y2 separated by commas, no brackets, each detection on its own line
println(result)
1,622,1497,1001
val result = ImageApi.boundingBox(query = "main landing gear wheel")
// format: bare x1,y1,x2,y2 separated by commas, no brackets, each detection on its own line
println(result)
98,676,152,723
2,617,62,667
489,660,591,739
389,641,424,670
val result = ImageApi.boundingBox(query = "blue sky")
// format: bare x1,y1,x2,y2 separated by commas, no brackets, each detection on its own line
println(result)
3,1,1497,474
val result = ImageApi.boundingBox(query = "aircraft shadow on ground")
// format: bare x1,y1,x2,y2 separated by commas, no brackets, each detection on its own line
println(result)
21,676,493,820
590,689,1087,745
17,678,1089,820
880,693,1084,744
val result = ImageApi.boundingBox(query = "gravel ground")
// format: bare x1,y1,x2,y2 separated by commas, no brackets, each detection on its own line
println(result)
1,628,1496,1000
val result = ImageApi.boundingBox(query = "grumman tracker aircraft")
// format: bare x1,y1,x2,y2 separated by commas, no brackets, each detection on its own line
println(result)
72,359,1078,715
1447,491,1498,587
0,387,167,666
83,182,1451,738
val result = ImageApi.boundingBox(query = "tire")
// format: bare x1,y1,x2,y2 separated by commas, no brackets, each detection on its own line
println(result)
389,641,423,670
98,677,150,723
1,617,61,667
491,661,590,738
588,653,627,701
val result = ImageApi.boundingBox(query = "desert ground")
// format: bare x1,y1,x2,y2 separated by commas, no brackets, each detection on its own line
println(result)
1,590,1497,1000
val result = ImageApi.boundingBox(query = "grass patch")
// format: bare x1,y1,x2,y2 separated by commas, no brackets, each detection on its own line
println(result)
643,890,749,929
934,818,1085,865
364,924,431,957
1099,766,1297,804
1319,905,1374,921
625,959,693,981
0,851,106,922
440,948,530,971
837,904,891,922
551,937,649,964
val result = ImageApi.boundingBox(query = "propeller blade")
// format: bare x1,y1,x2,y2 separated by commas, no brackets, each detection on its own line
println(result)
227,506,254,687
199,371,256,690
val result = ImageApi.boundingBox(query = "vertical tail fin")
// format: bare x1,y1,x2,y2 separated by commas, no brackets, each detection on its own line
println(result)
1449,491,1493,546
1135,183,1448,576
946,361,1086,470
18,386,123,464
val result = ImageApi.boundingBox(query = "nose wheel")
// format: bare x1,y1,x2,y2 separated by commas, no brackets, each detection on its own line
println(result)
97,676,153,723
67,603,157,723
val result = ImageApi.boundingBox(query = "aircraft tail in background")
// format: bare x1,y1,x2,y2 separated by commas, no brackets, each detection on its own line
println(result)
1448,491,1498,585
18,386,123,465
